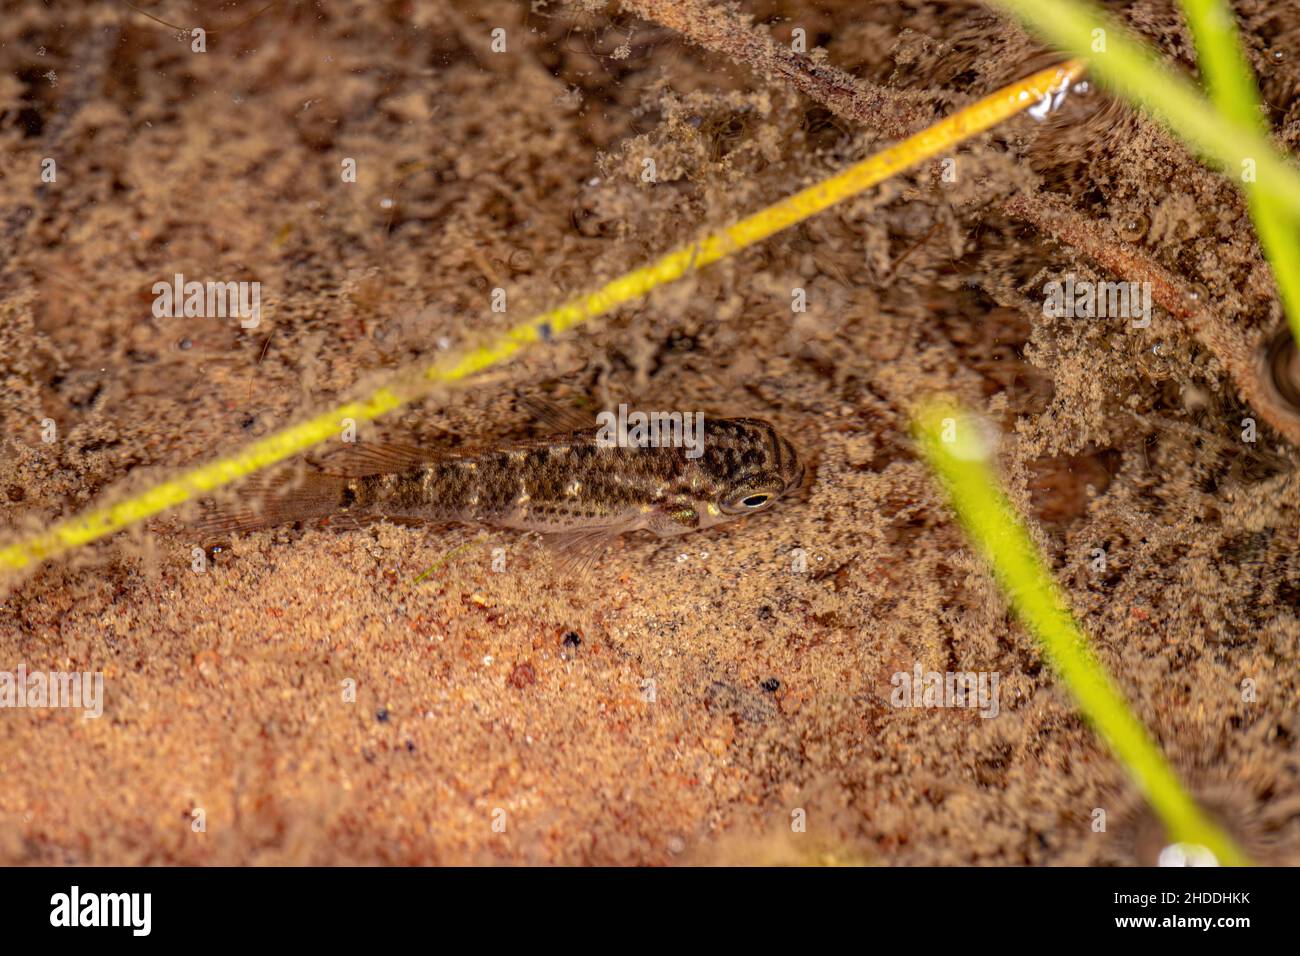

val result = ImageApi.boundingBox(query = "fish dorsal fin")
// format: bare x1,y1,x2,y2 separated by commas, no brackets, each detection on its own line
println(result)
516,396,601,435
316,440,439,477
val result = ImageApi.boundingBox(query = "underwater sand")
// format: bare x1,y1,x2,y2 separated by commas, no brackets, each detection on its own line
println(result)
0,0,1297,864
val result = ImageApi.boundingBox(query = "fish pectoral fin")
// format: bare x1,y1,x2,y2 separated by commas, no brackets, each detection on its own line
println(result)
543,528,619,578
315,440,439,477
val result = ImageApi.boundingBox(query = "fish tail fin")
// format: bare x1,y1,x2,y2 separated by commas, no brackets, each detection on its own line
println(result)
194,470,349,541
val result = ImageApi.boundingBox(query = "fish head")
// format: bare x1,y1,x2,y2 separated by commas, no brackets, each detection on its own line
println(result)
655,417,804,534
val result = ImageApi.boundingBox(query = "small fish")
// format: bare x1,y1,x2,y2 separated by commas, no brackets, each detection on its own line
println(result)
197,417,805,561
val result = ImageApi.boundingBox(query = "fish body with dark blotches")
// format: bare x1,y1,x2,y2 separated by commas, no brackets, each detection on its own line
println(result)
199,418,804,545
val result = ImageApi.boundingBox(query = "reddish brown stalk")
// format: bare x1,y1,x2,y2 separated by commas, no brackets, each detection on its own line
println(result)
1004,193,1300,445
617,0,931,139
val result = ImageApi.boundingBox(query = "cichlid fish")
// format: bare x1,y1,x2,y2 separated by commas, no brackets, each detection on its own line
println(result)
197,417,804,557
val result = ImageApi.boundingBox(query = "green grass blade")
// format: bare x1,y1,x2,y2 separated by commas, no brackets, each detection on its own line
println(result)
1180,0,1263,118
914,401,1250,866
1179,0,1300,346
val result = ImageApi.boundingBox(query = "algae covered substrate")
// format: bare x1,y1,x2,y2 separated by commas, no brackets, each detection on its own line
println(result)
0,0,1297,866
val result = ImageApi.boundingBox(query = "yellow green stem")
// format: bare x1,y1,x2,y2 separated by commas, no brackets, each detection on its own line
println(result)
0,60,1086,575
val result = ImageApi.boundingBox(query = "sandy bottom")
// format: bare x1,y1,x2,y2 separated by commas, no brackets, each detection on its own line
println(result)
0,0,1297,864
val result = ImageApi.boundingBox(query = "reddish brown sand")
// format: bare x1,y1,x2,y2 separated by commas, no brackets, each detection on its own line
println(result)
0,1,1296,865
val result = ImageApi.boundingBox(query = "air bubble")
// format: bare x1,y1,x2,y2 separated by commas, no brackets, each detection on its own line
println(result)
1157,843,1218,867
1117,213,1149,242
1261,323,1300,411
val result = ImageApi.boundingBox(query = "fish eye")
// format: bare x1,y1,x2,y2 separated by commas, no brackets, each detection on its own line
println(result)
720,486,780,514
